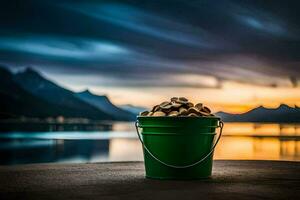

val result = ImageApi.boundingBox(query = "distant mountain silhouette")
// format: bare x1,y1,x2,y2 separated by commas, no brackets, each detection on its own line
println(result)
2,66,299,122
0,67,83,119
120,104,147,115
216,104,300,122
12,67,113,120
75,90,135,121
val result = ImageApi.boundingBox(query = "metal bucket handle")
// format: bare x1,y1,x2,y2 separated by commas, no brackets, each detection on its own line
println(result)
135,119,224,169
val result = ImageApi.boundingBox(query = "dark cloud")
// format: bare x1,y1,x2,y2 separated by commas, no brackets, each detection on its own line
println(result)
0,0,299,88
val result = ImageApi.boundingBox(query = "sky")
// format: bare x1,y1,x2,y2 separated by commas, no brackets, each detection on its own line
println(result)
0,0,300,113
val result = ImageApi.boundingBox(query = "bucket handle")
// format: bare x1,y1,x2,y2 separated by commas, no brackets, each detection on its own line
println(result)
135,120,224,169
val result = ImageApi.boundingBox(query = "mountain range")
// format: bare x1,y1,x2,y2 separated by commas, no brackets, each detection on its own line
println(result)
0,66,136,121
216,104,300,123
75,90,135,121
0,67,71,119
0,66,299,122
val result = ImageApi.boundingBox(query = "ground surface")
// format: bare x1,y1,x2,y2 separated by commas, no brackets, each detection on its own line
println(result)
0,160,299,200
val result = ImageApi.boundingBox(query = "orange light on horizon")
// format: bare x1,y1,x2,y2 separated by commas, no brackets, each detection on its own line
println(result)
52,74,300,113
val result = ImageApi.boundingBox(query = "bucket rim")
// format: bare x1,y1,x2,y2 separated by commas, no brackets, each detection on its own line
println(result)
137,116,221,120
141,132,217,135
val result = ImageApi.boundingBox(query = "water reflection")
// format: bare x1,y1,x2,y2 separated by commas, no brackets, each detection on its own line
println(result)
0,139,110,165
223,123,300,137
0,123,299,165
214,137,300,161
109,138,143,161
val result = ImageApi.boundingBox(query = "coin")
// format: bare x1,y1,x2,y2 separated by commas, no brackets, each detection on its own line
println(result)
152,111,166,116
162,109,172,114
202,106,211,113
140,111,149,116
187,107,200,115
176,97,189,104
168,111,179,116
159,101,172,109
198,110,210,116
152,105,161,112
171,102,182,108
170,97,178,102
186,102,194,108
188,113,199,117
195,103,203,111
179,108,188,116
147,111,153,116
179,97,188,102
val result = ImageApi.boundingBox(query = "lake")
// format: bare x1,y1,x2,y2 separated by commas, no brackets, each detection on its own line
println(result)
0,122,299,165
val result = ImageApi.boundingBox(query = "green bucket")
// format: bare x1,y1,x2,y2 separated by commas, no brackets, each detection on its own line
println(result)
136,116,223,179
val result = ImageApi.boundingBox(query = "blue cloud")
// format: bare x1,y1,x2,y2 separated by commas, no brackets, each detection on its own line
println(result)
63,3,215,48
0,36,129,60
238,15,288,36
0,0,299,88
229,3,293,38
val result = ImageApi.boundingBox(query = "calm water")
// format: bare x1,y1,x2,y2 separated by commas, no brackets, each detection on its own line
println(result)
0,122,299,165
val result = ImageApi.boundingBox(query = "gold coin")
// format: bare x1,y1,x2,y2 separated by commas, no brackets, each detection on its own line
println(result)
195,103,203,110
170,97,178,102
147,111,153,116
179,97,188,102
202,106,211,113
139,111,149,116
186,102,194,108
152,111,166,116
188,113,199,117
179,107,188,115
163,109,173,114
198,110,210,116
152,105,161,112
176,99,188,104
168,111,179,116
160,101,172,109
187,107,200,114
171,102,182,108
160,101,170,107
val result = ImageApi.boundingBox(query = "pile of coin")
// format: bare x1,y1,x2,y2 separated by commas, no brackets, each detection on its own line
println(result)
139,97,215,117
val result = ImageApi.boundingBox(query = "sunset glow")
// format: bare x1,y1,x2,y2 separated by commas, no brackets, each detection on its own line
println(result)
49,74,300,113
